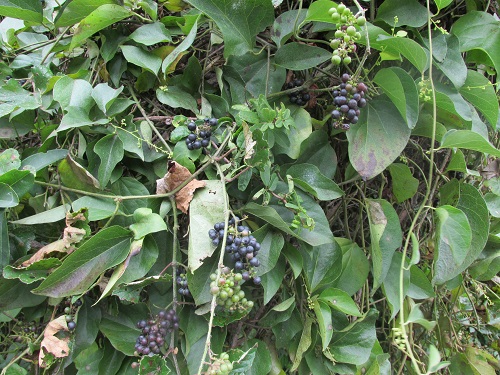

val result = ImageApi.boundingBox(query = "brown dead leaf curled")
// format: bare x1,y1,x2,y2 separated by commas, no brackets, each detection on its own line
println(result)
156,161,205,213
479,158,500,180
39,316,70,367
22,211,87,267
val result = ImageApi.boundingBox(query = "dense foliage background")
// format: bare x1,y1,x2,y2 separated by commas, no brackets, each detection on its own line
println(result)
0,0,499,374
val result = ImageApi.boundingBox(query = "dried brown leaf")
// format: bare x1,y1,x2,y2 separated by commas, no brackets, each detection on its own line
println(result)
156,161,206,213
39,316,70,367
22,212,87,267
480,158,500,180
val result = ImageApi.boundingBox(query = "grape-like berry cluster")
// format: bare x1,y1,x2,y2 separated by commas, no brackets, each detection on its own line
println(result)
328,3,366,65
287,78,310,106
205,352,233,375
331,73,368,130
134,309,179,356
208,217,262,285
210,268,254,312
185,118,217,150
176,269,191,297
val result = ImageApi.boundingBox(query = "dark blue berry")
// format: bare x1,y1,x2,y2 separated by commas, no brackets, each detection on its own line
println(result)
187,122,196,131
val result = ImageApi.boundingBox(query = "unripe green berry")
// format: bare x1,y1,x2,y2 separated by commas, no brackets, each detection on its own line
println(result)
331,13,340,23
331,55,342,65
335,29,344,39
346,26,356,37
328,7,337,15
64,307,71,314
343,56,352,64
337,3,346,13
356,16,366,26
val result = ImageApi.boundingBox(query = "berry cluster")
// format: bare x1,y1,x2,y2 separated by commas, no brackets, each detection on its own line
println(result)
286,78,310,106
210,268,254,313
63,299,81,331
185,118,217,150
205,352,233,375
208,217,261,285
331,73,368,130
134,309,179,356
176,269,191,297
328,4,366,65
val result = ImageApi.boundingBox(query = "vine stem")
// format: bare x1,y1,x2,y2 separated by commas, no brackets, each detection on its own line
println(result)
397,0,437,373
169,196,182,375
127,84,173,155
196,161,231,375
34,126,235,201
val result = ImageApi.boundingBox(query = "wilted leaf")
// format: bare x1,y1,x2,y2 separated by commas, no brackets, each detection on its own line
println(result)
156,161,205,213
39,316,71,367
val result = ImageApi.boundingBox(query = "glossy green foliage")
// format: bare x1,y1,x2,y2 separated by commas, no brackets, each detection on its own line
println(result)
0,0,498,374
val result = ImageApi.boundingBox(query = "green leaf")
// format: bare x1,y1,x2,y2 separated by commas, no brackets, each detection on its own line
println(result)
0,0,42,23
161,16,199,73
73,296,102,358
74,343,103,374
121,45,162,76
373,67,419,128
129,22,172,46
70,5,131,50
439,130,500,158
242,339,273,375
376,0,428,27
450,347,498,375
228,346,258,373
92,83,124,114
451,11,500,77
381,252,410,319
0,182,19,208
55,0,119,27
275,43,332,70
318,288,362,317
0,80,39,118
130,208,168,239
366,199,403,290
290,315,313,371
94,134,124,188
406,303,436,331
431,34,467,88
408,265,435,299
0,209,10,270
156,86,198,114
329,309,378,366
0,148,21,174
439,181,489,280
261,257,285,304
377,36,428,73
252,225,284,277
271,9,306,48
299,242,342,293
272,107,312,160
138,355,171,375
98,339,126,375
459,70,498,128
12,204,70,225
286,163,343,201
32,226,132,297
296,131,337,179
53,76,94,112
387,163,418,203
188,180,226,272
3,258,62,284
304,0,337,23
72,196,120,221
1,363,27,375
334,238,370,296
435,0,453,11
99,308,146,356
347,97,411,179
0,279,46,310
313,300,333,351
433,205,472,285
186,0,274,57
21,149,68,172
58,155,100,192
